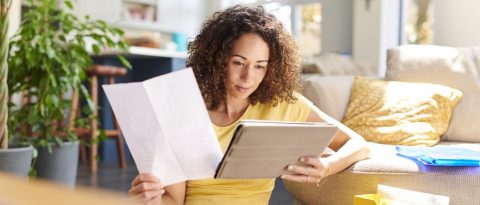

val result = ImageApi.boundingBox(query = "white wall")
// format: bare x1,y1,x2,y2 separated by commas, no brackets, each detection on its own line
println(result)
157,0,209,38
320,0,353,54
353,0,381,71
72,0,208,39
378,0,400,75
73,0,121,23
353,0,400,76
433,0,480,46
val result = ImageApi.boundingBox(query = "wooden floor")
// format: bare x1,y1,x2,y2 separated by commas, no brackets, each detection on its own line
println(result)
75,162,294,205
76,162,138,193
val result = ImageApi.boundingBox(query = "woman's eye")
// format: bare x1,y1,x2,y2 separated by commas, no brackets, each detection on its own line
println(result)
255,65,265,69
233,61,244,66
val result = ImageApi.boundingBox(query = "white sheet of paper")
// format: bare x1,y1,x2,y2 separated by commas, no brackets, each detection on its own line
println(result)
103,68,223,186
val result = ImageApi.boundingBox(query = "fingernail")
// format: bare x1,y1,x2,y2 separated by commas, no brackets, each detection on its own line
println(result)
300,157,305,162
288,165,293,171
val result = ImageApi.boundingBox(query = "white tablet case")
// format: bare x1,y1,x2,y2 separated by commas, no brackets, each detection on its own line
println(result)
215,120,339,179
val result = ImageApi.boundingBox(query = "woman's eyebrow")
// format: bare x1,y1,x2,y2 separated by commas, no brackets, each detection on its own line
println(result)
231,54,247,60
232,54,268,63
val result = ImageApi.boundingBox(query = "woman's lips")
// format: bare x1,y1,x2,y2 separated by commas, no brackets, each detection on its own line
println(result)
235,85,250,92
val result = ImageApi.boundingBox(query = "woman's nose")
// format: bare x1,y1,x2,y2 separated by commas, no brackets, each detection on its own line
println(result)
240,65,254,81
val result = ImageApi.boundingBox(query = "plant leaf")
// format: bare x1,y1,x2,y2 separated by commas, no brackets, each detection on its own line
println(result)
64,1,74,9
117,55,132,69
92,44,101,54
6,0,130,146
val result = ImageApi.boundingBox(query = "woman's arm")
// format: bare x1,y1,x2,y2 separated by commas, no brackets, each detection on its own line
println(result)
281,106,370,183
129,173,186,205
307,106,370,175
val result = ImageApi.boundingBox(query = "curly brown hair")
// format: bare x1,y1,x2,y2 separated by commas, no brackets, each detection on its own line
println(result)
187,5,302,110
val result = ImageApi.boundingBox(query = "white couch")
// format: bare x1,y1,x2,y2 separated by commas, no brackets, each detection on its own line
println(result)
285,45,480,205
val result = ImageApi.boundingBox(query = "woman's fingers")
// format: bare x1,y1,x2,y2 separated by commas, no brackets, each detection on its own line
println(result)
281,174,318,183
136,189,165,202
131,190,165,205
282,157,330,183
129,173,165,202
131,173,161,187
129,181,164,195
299,157,323,169
299,157,330,177
285,164,321,178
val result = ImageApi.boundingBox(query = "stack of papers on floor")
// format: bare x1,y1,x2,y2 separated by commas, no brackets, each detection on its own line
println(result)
396,146,480,166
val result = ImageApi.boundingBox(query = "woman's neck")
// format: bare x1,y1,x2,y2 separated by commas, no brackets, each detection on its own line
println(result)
220,95,250,119
209,95,250,127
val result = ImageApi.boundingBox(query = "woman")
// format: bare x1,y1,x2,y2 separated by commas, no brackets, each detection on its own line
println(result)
129,5,369,205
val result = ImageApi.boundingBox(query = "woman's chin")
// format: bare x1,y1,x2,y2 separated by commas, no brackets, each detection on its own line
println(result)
229,92,251,100
237,93,251,100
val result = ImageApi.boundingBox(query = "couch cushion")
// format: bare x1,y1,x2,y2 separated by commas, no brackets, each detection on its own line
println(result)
303,53,377,76
302,75,355,121
342,77,463,146
386,45,480,142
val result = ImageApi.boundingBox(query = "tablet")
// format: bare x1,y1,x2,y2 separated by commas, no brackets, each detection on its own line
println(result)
214,120,339,179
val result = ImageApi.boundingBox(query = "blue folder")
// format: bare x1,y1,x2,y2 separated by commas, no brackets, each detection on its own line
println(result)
396,146,480,166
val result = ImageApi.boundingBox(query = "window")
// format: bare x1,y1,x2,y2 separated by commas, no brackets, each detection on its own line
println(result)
298,3,321,58
221,0,322,58
262,2,292,33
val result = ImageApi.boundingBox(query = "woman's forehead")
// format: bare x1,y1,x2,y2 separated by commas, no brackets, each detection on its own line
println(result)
230,33,270,61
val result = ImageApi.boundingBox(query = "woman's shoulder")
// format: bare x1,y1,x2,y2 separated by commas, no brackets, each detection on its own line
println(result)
249,92,313,121
279,92,312,107
292,92,312,104
254,92,312,108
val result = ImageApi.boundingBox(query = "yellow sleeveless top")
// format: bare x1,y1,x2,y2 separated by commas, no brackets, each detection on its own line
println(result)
185,93,313,205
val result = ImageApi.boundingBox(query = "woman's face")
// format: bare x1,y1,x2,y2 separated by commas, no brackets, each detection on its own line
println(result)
225,33,269,101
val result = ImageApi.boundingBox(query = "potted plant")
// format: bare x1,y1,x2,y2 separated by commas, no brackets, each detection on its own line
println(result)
0,0,34,177
7,0,130,186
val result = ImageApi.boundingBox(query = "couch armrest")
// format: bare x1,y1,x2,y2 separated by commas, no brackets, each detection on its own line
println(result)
285,142,480,205
302,75,355,121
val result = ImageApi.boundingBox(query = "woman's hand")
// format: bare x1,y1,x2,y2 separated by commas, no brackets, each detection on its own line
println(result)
281,157,330,184
129,173,165,205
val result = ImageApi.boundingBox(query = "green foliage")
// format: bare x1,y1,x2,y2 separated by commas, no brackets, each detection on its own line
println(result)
7,0,130,150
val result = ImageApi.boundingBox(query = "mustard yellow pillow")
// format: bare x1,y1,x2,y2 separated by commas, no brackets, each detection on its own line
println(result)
342,77,463,146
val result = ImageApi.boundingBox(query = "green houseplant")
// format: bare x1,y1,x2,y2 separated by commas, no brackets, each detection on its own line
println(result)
0,0,34,177
7,0,130,185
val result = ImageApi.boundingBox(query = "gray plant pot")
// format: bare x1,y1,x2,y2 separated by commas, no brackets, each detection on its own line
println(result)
35,140,79,187
0,145,34,177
